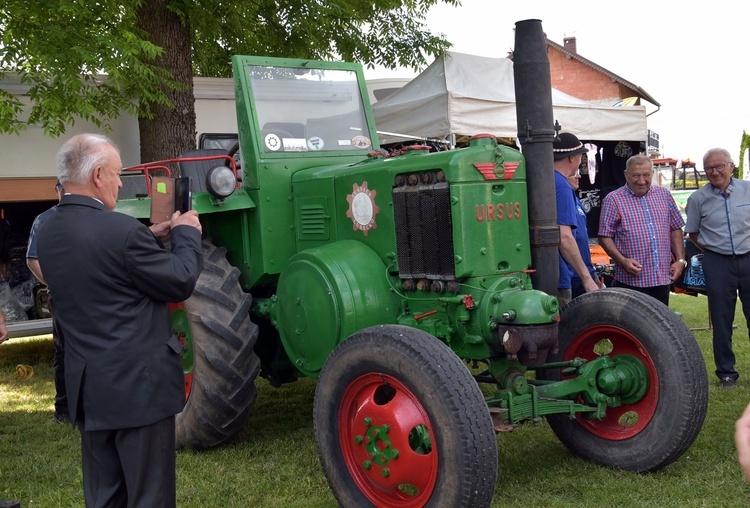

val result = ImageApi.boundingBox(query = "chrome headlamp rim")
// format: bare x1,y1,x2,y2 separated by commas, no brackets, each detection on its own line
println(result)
206,165,236,199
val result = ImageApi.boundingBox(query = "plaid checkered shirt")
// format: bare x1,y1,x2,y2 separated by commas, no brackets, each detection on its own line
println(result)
599,184,685,287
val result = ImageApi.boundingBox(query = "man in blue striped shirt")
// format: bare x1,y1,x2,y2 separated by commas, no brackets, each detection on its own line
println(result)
598,154,686,306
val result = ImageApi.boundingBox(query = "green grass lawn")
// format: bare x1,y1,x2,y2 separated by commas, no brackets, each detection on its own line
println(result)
2,293,750,507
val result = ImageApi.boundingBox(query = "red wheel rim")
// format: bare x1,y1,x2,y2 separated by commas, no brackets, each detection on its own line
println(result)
338,373,438,507
564,324,658,440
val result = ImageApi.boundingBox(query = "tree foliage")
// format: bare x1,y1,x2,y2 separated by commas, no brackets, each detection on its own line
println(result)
0,0,176,136
738,131,749,180
0,0,459,159
189,0,459,77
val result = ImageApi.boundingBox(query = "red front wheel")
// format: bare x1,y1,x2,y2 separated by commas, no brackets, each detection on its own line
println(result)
339,373,438,507
314,325,497,508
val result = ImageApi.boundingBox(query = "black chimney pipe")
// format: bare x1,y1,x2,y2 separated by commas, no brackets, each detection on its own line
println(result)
513,19,559,297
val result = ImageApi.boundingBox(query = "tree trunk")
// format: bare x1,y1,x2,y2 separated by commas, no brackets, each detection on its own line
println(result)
135,0,196,163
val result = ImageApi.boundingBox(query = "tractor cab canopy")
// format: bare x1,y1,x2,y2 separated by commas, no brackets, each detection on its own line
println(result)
234,58,380,158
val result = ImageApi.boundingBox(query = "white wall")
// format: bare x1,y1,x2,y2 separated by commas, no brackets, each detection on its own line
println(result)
0,107,141,178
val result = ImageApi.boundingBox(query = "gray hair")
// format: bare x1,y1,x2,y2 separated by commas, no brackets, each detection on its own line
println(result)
56,133,119,186
625,154,653,172
703,147,734,165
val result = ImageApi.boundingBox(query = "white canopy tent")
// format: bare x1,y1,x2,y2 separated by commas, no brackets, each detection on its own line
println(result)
372,52,647,145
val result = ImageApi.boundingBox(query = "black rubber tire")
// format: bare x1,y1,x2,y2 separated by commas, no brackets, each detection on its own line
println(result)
175,240,260,449
314,325,498,508
544,288,708,472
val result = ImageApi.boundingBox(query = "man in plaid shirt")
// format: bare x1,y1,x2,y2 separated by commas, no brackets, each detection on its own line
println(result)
598,154,686,306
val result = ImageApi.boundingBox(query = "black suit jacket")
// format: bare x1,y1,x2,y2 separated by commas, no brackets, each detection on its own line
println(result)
37,195,203,430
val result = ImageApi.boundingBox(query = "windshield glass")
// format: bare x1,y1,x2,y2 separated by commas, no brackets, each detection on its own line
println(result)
247,65,373,153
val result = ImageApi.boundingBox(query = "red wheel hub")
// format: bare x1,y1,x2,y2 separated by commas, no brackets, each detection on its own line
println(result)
565,324,658,440
338,373,438,507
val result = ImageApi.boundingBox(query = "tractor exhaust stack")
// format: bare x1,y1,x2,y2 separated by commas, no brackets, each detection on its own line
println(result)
513,19,559,297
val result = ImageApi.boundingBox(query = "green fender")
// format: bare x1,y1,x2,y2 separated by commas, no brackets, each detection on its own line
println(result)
115,189,256,219
271,240,399,377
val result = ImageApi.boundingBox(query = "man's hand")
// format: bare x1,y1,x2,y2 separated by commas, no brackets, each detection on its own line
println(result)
582,277,601,293
171,210,202,234
736,403,750,481
669,260,686,282
149,219,172,241
599,237,640,278
622,258,643,277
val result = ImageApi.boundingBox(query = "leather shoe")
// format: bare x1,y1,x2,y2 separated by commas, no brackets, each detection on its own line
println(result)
52,412,70,424
720,377,736,389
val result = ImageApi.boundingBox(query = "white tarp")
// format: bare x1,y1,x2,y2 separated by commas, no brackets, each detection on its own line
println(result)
372,51,647,144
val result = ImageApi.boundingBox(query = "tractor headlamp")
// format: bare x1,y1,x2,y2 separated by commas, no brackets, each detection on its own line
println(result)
206,166,236,199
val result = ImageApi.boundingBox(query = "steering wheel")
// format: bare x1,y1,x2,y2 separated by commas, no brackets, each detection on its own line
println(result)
228,141,242,172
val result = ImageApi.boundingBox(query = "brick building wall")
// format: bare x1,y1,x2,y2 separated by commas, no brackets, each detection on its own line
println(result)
548,47,626,105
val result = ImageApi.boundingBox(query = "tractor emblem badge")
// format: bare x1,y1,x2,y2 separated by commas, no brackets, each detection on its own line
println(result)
346,181,380,236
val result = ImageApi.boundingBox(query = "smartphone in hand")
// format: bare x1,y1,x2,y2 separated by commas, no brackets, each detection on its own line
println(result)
150,176,192,224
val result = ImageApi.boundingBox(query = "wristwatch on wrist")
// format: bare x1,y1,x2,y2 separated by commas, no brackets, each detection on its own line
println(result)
677,258,688,268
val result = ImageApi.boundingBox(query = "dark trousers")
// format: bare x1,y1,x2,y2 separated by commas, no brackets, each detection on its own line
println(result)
49,296,68,417
80,415,177,508
702,250,750,381
613,280,671,307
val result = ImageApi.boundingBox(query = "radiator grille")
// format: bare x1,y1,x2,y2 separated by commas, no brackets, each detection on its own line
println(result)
393,180,454,280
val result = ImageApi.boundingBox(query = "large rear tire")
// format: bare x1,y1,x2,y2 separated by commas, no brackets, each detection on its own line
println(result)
174,240,260,449
545,288,708,472
314,325,497,508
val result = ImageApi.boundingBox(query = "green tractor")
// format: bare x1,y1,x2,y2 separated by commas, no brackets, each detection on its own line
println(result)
117,20,707,508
